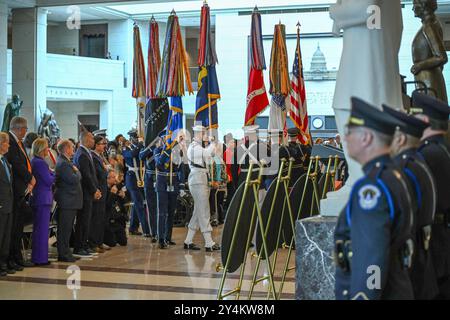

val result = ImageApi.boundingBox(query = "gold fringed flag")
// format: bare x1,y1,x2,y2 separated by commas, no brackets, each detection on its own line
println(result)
288,23,311,145
269,23,291,137
245,7,269,126
132,23,147,137
157,11,193,97
147,17,161,99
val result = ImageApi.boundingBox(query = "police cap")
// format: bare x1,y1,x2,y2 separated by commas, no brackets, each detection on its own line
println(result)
382,104,428,138
348,97,402,135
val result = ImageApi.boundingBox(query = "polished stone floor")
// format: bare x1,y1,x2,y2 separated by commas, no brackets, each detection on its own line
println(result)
0,226,295,300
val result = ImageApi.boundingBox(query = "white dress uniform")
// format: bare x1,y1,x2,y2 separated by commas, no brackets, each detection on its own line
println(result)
184,136,217,248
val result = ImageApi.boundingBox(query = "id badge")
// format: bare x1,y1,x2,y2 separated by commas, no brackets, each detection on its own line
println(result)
167,185,175,192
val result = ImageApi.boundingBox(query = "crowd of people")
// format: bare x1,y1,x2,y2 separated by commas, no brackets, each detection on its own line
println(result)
0,115,313,275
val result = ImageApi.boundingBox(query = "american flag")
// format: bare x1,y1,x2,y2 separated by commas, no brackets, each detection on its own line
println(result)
289,34,311,145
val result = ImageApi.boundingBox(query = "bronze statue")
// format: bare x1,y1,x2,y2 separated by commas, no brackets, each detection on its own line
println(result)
411,0,448,103
1,94,23,132
38,111,61,146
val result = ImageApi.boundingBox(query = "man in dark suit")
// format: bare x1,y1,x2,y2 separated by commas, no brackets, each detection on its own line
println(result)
55,140,83,262
72,131,101,257
0,132,14,276
5,117,35,270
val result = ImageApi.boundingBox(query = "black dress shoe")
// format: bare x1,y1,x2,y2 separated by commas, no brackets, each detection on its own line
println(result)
6,268,16,274
129,230,143,236
159,242,168,249
0,270,7,276
183,243,201,251
58,256,77,263
143,234,151,238
205,244,221,252
166,240,176,246
9,262,23,271
17,261,34,268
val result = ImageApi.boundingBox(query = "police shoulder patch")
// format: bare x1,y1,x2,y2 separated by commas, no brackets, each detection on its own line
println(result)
358,184,381,210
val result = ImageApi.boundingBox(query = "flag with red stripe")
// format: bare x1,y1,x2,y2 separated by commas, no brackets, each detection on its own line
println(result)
288,27,311,145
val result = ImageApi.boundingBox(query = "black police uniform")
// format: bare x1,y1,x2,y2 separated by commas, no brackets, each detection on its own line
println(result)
263,137,291,190
334,97,414,300
383,104,439,299
140,145,158,240
413,92,450,298
287,127,311,185
237,138,266,187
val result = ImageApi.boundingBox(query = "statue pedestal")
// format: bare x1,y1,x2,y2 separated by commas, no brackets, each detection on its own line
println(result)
320,185,351,217
295,215,337,300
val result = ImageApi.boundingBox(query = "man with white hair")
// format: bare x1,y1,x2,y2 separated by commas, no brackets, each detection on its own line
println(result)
184,125,220,252
6,116,35,270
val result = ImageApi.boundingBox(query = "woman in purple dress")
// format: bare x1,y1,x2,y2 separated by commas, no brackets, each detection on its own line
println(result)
30,138,55,265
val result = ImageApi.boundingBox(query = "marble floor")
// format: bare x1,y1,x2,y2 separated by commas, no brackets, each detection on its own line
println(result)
0,226,296,300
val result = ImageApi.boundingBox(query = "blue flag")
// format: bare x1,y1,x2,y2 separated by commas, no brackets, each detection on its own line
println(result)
163,96,183,153
195,65,220,129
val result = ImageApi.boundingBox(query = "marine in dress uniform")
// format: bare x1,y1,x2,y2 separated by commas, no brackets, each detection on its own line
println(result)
334,97,415,300
412,92,450,298
154,140,183,249
287,127,311,185
383,104,439,299
184,125,220,252
122,129,150,237
139,141,159,243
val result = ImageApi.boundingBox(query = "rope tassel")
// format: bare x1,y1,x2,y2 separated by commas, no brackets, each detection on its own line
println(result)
157,13,193,97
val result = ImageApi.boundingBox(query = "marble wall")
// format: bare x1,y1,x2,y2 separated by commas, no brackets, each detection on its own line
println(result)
295,216,337,300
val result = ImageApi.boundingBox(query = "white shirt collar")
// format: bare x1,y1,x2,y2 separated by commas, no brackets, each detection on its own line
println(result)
9,131,20,143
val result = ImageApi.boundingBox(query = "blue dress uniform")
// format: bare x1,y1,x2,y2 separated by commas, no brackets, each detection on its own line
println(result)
154,145,182,248
123,137,150,236
383,104,439,299
140,145,158,241
412,92,450,298
334,98,414,300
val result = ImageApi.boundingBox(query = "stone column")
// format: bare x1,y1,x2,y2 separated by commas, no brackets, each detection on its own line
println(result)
12,8,47,131
0,1,8,127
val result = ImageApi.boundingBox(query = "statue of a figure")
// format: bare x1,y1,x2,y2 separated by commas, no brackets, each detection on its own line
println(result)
1,94,23,132
412,0,448,103
38,112,60,146
323,0,404,216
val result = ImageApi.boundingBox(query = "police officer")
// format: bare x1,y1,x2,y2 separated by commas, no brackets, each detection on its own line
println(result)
263,129,290,190
383,104,439,299
184,125,220,252
122,129,150,237
139,139,160,243
412,92,450,298
287,127,311,185
334,97,414,300
154,136,183,249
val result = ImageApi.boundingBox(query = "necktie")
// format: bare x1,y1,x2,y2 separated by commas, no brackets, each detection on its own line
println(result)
1,157,11,182
18,140,32,173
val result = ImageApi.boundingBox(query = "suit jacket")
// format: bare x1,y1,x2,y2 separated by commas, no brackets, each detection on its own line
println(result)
55,155,83,210
92,151,107,203
73,145,98,199
30,156,55,207
5,132,33,199
0,156,13,214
